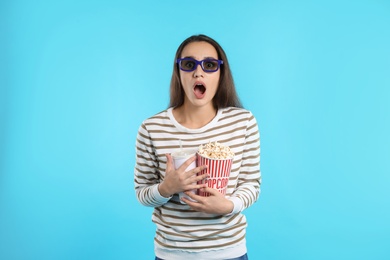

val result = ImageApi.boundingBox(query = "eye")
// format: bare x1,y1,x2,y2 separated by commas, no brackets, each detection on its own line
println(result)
182,60,195,70
204,60,218,70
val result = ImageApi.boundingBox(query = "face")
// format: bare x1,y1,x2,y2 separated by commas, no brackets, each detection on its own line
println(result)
179,41,220,110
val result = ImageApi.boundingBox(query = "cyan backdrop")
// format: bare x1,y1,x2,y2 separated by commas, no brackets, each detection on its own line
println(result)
1,0,389,259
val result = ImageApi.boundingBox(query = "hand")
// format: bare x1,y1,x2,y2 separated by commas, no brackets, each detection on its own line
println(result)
181,187,234,215
158,154,208,198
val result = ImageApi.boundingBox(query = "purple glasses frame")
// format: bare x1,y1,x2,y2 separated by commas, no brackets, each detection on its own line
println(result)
176,57,223,72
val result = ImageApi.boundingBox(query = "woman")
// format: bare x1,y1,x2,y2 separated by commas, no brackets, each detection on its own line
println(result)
135,34,261,260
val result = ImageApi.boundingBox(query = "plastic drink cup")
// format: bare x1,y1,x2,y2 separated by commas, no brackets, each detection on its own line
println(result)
171,149,197,203
196,153,233,196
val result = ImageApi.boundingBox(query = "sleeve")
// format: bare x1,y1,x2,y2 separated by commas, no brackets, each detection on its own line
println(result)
134,122,171,207
228,113,261,214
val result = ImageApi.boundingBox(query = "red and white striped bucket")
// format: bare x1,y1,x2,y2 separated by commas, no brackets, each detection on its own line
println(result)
196,153,233,196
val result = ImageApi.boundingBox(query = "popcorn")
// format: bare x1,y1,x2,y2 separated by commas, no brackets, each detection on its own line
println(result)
197,141,234,159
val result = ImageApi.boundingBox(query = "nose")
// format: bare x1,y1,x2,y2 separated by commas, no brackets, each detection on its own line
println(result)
193,63,204,78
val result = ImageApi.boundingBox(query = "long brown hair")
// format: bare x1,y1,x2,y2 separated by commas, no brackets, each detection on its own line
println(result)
168,34,243,109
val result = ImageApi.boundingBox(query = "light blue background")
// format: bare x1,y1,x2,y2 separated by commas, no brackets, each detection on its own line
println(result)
1,0,389,259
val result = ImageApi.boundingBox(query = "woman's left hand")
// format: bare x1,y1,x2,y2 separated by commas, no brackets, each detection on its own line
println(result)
181,188,234,215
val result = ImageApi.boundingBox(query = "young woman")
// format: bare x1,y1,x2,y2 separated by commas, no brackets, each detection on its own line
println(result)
135,34,261,260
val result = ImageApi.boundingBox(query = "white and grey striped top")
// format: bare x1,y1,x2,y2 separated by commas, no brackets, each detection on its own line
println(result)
134,106,261,253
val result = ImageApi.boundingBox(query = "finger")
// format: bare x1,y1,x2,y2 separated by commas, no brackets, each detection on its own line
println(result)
185,165,208,179
184,191,204,202
181,197,198,209
194,169,209,180
165,153,174,172
181,196,202,209
200,187,220,195
181,180,206,193
179,155,197,172
182,171,208,188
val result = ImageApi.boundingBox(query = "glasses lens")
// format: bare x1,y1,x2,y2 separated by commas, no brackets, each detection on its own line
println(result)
202,59,219,72
180,59,196,71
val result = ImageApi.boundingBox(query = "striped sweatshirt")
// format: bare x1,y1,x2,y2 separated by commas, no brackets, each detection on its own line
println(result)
134,107,261,258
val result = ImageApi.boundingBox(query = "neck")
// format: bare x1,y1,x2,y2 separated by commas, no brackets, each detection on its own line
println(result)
173,103,217,129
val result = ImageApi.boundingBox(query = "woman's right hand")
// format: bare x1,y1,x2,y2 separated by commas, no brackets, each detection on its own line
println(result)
158,153,208,198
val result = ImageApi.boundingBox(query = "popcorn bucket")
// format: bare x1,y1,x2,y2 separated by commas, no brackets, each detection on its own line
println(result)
196,153,233,196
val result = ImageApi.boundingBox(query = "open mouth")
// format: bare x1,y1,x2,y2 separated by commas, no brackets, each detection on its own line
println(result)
193,83,206,99
194,84,206,94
